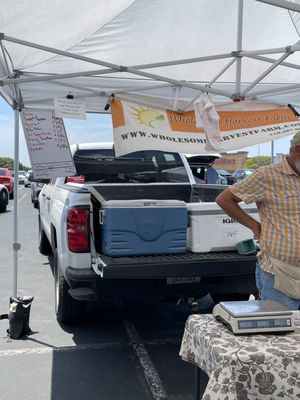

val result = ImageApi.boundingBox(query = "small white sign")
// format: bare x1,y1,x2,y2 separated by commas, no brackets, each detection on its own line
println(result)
21,109,76,179
54,97,86,120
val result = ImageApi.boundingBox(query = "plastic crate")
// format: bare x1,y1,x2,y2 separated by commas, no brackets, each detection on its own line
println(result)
235,239,256,255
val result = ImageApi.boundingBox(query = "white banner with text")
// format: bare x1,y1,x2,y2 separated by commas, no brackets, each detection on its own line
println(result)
111,99,300,156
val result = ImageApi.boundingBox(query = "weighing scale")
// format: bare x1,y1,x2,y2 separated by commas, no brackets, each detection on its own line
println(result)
213,300,295,335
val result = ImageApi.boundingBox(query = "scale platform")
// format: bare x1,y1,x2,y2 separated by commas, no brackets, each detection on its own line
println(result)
213,300,295,335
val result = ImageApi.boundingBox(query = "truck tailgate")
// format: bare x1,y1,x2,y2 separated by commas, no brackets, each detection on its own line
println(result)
97,251,257,279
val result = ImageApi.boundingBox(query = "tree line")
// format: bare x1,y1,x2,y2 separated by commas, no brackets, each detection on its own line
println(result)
0,157,30,171
0,154,273,172
244,156,271,169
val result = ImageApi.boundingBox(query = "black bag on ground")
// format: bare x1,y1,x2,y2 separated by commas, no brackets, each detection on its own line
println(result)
0,296,34,339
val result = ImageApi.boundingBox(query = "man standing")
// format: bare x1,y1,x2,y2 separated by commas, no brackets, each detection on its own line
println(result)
216,132,300,310
205,166,220,184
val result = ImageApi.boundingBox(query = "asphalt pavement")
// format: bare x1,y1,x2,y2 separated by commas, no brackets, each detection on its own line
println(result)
0,187,212,400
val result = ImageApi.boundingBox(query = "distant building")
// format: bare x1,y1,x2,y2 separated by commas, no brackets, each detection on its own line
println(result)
213,151,248,172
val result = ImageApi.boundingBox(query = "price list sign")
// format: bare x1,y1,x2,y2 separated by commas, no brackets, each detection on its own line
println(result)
21,110,76,179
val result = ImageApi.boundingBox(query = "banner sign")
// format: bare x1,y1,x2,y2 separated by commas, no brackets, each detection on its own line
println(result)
21,110,76,179
111,99,300,156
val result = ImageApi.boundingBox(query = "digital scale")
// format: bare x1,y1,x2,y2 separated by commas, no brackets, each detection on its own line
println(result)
213,300,295,335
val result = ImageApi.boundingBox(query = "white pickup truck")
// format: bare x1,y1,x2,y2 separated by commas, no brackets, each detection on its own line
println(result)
38,142,258,323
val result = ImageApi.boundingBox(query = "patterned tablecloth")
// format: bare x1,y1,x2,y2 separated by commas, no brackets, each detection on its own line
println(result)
179,314,300,400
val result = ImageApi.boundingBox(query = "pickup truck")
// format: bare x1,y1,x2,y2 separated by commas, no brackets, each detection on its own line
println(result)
38,142,258,323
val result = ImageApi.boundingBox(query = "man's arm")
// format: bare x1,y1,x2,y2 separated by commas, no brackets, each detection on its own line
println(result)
216,188,261,240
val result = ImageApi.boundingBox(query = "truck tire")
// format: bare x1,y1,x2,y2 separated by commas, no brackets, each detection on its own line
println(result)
0,189,8,213
38,217,52,255
54,250,86,324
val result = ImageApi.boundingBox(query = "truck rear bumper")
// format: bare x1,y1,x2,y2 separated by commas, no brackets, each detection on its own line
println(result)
65,251,257,301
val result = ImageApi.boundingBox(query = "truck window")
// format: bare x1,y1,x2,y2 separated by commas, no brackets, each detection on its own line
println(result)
73,149,190,183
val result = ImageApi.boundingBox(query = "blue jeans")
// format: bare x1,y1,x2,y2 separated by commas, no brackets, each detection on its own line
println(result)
256,262,300,310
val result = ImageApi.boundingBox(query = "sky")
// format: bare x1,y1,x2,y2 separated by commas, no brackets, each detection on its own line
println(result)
0,98,294,168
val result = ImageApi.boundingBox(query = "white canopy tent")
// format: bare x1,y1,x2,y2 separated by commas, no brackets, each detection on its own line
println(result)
2,0,300,111
1,0,300,296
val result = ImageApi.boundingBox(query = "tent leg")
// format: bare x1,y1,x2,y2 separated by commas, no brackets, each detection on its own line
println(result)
12,107,20,298
235,0,244,97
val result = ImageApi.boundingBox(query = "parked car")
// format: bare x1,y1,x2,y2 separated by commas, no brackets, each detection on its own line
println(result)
0,184,9,212
0,167,14,199
23,170,32,187
28,172,46,209
18,170,27,185
233,168,255,181
185,154,227,184
216,169,237,185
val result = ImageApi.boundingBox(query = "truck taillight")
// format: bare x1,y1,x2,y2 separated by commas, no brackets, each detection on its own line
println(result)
67,207,90,252
66,175,86,184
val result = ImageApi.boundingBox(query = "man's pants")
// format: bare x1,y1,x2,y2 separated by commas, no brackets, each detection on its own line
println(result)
256,263,300,310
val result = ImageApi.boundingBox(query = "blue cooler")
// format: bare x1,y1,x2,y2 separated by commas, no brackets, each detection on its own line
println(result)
100,199,187,256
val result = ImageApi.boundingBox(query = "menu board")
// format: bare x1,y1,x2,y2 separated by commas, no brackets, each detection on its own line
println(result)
21,110,76,179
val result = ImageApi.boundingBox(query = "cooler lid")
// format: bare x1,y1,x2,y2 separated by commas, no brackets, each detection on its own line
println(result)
101,199,186,208
187,201,257,213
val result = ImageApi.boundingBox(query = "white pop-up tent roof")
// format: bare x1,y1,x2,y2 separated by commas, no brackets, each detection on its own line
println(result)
2,0,300,113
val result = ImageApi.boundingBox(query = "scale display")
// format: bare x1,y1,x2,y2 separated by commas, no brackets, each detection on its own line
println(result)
213,300,295,335
238,318,292,330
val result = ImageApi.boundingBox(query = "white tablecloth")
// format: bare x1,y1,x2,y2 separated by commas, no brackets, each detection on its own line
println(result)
179,314,300,400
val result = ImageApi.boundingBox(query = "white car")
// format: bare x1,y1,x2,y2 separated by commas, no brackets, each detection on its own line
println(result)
23,170,32,187
18,170,27,185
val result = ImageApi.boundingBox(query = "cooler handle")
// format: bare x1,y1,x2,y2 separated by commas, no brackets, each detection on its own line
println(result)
99,210,106,225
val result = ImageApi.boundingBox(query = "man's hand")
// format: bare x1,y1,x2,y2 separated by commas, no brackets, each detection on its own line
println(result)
216,188,261,237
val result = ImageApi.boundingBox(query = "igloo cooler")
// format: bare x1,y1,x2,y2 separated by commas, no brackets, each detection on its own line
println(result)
187,202,259,253
100,199,187,257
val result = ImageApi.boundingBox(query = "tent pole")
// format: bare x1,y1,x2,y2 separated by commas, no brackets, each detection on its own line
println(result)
235,0,244,98
12,104,20,298
249,83,300,97
242,51,293,95
271,141,275,163
256,0,300,13
246,54,300,71
240,47,293,56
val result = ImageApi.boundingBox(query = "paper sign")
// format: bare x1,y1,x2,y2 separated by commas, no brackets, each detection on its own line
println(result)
21,109,76,179
54,97,86,120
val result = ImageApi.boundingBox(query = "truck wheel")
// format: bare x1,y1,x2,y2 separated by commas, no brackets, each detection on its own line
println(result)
38,217,52,255
54,250,86,324
0,189,7,213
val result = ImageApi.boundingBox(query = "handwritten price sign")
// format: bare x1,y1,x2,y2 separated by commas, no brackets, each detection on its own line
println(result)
21,110,76,179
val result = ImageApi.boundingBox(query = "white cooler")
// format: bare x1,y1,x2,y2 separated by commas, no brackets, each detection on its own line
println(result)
187,202,259,253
